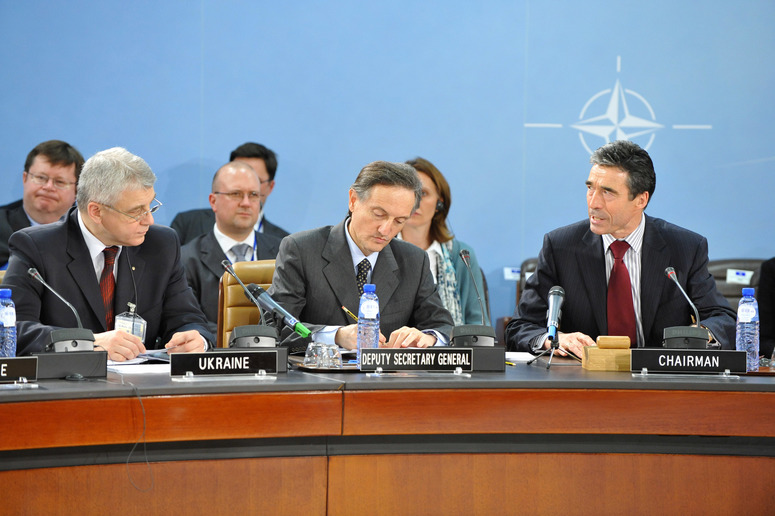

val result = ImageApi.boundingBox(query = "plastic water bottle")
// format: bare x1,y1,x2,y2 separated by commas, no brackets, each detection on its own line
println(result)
0,289,17,358
735,287,759,372
356,283,379,365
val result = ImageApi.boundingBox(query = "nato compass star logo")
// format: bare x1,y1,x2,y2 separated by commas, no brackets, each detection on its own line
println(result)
525,57,711,154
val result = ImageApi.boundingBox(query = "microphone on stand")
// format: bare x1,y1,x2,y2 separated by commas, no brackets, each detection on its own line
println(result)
450,250,496,347
546,286,565,342
221,260,279,347
662,267,712,349
27,268,95,352
246,284,311,339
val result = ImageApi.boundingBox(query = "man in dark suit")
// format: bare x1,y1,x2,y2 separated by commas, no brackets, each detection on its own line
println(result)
268,161,453,353
181,161,281,333
4,147,213,360
505,140,735,355
0,140,84,267
171,142,289,244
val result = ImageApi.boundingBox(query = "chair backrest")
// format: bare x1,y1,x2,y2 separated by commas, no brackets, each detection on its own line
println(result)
217,259,276,348
516,257,538,306
707,258,764,308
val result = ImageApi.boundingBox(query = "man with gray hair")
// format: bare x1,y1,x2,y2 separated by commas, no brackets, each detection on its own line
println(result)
5,147,214,359
268,160,453,353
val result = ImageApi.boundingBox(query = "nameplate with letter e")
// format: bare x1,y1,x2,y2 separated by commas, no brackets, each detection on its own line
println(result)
630,348,747,374
359,348,473,372
0,357,38,383
170,349,286,377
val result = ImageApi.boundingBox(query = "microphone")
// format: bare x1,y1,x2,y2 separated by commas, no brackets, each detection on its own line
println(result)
27,268,95,352
246,284,311,339
220,260,280,347
450,250,496,347
546,286,565,341
662,267,711,349
459,250,488,326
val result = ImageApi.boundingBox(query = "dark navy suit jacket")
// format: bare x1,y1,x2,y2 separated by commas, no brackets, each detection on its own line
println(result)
505,216,736,352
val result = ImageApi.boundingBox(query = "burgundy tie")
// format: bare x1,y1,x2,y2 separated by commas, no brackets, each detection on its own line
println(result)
100,246,119,330
607,240,637,347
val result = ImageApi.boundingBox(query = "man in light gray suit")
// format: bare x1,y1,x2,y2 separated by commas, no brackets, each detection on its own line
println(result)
268,161,453,353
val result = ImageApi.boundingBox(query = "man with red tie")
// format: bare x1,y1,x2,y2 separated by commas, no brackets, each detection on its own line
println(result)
505,140,735,356
4,147,213,360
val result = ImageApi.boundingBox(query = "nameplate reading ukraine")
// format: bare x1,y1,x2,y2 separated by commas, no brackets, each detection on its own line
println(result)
170,350,281,377
0,357,38,383
359,348,473,372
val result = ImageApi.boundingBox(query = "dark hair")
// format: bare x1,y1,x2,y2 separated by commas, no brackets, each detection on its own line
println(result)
229,142,278,180
349,161,422,215
405,157,453,243
24,140,85,179
590,140,656,205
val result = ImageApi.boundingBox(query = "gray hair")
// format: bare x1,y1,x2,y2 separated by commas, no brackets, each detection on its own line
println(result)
77,147,156,209
350,161,422,212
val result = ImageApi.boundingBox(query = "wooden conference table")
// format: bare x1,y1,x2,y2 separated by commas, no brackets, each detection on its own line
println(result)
1,357,774,515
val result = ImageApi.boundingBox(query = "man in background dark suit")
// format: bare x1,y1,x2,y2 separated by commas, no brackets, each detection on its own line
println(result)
171,142,289,244
4,147,213,359
268,161,453,353
181,161,281,333
505,140,735,355
0,140,84,267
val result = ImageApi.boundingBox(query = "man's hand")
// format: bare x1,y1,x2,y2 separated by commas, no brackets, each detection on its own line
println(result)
385,327,437,348
335,324,386,350
94,330,146,361
544,331,595,358
165,330,208,353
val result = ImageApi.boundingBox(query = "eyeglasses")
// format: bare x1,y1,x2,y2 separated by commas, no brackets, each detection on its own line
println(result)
101,198,163,222
213,191,261,202
26,172,76,190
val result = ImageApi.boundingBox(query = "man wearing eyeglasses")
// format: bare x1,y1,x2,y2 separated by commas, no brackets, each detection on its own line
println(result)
4,147,214,359
181,161,281,333
171,142,290,245
0,140,84,268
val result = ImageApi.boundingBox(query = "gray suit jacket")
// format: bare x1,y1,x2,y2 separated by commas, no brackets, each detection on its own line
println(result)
181,230,281,333
505,215,736,352
268,219,453,353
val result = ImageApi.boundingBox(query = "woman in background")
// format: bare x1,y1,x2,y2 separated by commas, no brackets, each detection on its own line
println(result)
401,157,489,326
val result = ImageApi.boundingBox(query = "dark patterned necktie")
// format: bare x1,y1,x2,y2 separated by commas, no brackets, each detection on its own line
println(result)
607,240,637,347
356,258,371,296
100,246,119,330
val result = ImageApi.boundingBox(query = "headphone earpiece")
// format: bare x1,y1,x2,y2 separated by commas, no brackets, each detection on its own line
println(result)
436,200,445,212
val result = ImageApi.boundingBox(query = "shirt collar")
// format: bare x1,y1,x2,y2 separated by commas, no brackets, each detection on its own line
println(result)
213,223,255,256
344,217,379,271
602,212,646,254
77,209,123,269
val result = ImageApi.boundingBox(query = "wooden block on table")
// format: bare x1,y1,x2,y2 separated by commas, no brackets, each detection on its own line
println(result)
582,346,631,371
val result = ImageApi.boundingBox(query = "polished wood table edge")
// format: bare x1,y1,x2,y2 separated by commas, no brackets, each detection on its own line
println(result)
342,388,775,437
0,390,343,451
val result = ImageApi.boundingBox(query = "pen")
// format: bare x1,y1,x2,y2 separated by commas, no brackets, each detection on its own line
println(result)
341,305,358,322
505,361,516,367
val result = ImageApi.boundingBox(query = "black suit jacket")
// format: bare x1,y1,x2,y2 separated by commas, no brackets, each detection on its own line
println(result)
4,208,213,355
180,230,281,333
758,257,775,359
505,216,736,352
0,199,31,267
171,208,289,245
268,220,454,353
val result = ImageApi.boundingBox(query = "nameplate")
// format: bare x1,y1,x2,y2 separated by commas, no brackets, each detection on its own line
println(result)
0,357,38,383
170,350,284,376
630,348,746,374
359,348,473,372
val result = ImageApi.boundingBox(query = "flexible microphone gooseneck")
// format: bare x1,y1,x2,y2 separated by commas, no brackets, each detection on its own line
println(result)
27,267,95,352
222,260,268,326
664,267,701,326
662,267,712,349
221,260,280,347
459,249,488,325
245,283,311,339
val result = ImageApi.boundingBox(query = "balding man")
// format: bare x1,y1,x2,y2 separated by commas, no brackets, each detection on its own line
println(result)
181,161,281,333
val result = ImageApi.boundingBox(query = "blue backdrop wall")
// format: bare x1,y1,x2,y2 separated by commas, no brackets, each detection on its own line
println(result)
1,1,773,324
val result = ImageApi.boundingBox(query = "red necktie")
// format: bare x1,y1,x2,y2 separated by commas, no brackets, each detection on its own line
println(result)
100,246,119,330
607,240,637,347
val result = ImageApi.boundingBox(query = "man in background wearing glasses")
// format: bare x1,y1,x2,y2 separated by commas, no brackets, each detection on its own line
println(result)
0,140,84,268
4,147,213,359
181,161,281,334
